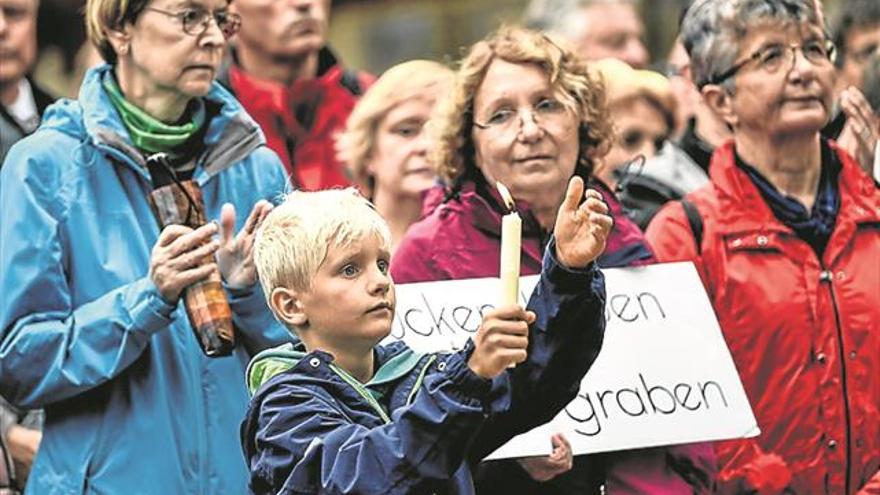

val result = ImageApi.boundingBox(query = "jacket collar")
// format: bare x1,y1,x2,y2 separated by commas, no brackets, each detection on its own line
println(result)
246,340,423,395
225,47,344,115
708,140,880,243
44,64,265,185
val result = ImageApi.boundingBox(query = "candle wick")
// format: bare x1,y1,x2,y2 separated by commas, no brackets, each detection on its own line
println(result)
496,181,517,213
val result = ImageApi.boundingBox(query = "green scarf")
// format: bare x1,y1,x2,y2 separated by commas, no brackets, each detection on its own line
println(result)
103,75,206,154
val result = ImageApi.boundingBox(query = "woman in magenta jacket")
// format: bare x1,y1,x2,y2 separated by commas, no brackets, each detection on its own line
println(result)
390,26,715,495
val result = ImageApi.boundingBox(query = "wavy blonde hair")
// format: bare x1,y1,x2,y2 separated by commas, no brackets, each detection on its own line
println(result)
335,60,454,195
434,25,612,187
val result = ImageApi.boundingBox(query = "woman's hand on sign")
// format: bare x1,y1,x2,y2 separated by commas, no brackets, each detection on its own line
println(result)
517,433,574,482
216,200,274,289
554,176,613,269
149,222,220,303
468,305,536,379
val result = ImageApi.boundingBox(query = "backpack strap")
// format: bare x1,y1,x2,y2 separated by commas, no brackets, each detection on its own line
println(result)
680,198,704,255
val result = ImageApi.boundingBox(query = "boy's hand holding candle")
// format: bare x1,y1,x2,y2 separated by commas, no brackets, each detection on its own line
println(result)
467,305,537,379
553,176,613,269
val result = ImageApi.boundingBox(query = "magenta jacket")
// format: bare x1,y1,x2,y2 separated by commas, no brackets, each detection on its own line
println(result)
391,176,716,494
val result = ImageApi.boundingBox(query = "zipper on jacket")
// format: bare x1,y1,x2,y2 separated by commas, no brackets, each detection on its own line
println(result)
820,266,852,494
406,355,437,406
329,363,392,424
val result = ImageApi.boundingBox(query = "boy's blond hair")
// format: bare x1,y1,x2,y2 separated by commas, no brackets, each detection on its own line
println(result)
254,188,392,304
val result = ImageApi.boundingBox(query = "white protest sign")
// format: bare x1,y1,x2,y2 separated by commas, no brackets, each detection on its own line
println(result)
386,261,759,460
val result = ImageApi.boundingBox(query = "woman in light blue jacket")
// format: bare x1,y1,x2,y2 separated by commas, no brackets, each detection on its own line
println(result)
0,0,292,492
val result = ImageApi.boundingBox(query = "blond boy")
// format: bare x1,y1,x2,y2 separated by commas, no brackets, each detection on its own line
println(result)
242,180,611,494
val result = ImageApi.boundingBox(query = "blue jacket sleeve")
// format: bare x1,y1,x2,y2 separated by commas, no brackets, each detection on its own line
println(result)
0,148,176,408
243,349,496,495
470,237,607,460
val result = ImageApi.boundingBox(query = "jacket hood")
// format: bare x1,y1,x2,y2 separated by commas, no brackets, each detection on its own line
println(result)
39,64,267,184
246,341,425,396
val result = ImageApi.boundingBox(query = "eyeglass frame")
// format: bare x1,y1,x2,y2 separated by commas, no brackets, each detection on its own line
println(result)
704,39,837,87
472,97,571,139
143,6,242,39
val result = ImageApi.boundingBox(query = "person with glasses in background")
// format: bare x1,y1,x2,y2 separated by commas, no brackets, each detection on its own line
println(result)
391,26,716,495
0,0,293,492
647,1,880,493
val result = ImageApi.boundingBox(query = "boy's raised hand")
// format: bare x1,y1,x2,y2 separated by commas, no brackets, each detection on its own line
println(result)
553,176,613,269
468,306,537,379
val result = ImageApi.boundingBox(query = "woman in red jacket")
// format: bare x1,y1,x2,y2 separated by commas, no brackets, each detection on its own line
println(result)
391,26,716,495
646,1,880,494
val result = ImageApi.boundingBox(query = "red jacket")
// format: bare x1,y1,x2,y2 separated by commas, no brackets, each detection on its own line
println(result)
392,178,716,494
225,48,373,190
646,141,880,494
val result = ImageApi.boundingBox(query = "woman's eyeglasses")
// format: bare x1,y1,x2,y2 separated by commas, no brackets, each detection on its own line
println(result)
145,7,242,39
473,97,570,140
706,39,836,86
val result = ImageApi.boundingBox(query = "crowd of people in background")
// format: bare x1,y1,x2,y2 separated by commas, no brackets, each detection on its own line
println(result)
0,0,877,493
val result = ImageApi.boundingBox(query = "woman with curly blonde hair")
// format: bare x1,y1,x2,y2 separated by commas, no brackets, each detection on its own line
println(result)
391,26,716,494
336,59,453,251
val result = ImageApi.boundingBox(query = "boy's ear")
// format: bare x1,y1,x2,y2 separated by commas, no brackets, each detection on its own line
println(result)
701,83,738,128
270,287,308,328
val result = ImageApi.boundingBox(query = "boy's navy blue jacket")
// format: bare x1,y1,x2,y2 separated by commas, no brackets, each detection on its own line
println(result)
241,244,607,494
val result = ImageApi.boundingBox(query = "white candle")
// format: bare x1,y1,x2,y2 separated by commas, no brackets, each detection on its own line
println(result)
497,182,522,307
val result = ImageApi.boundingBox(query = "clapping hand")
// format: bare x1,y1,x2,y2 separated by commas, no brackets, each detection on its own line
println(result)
216,200,274,289
837,86,879,172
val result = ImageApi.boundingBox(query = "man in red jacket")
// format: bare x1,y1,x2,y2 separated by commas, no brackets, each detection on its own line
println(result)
224,0,373,190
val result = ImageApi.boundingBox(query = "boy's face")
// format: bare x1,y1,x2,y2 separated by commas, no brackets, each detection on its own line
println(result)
297,234,395,352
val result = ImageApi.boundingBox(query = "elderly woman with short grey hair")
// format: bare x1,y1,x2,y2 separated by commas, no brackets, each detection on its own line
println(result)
647,1,880,494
